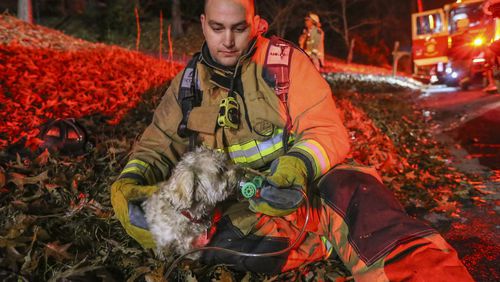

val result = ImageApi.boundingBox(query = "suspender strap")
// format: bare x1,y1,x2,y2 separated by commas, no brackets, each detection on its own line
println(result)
263,36,293,152
177,54,202,148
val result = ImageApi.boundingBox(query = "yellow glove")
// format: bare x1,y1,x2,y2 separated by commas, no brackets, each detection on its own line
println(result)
249,155,309,216
110,178,158,249
266,155,308,188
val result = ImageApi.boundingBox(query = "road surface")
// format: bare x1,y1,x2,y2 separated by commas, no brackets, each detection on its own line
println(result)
419,85,500,282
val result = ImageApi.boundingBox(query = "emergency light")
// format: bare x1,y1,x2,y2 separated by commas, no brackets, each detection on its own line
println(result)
473,36,485,47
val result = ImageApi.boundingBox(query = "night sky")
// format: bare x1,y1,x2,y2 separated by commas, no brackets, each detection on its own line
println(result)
424,0,459,10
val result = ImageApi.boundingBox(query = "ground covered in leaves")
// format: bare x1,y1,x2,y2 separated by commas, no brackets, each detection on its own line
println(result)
0,15,485,281
0,14,183,148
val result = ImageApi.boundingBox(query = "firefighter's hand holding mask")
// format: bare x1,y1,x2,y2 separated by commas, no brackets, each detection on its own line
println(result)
249,155,308,216
111,178,158,249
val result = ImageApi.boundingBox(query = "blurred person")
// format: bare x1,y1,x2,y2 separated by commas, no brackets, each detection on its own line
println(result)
299,12,325,70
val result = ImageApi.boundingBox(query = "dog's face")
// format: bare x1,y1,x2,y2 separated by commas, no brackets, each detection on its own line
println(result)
144,147,242,257
159,147,239,217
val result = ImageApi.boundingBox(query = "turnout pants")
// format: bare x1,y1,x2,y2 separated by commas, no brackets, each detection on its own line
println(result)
201,166,474,281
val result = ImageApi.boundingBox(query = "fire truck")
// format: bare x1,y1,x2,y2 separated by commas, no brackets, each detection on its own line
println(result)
412,0,500,89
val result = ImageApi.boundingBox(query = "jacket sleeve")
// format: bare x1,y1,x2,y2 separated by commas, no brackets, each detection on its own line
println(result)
286,49,350,180
121,72,188,185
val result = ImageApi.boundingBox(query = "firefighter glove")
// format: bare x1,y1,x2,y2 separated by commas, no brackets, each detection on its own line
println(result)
249,155,309,216
266,155,309,189
111,177,158,249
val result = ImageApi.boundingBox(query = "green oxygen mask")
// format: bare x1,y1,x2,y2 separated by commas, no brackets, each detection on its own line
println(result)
239,175,304,211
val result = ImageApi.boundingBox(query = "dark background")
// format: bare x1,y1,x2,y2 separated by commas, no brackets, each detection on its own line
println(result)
1,0,457,66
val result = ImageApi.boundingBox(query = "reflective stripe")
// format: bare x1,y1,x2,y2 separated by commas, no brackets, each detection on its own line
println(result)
121,159,150,176
227,129,288,164
321,236,334,258
293,140,331,178
181,68,194,88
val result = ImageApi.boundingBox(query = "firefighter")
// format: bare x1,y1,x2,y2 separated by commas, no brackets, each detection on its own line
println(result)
299,12,325,70
483,0,500,93
111,0,474,280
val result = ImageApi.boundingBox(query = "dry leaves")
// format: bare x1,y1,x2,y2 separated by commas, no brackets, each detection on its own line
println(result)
336,91,475,215
0,42,183,149
0,167,5,188
8,171,49,188
44,241,73,261
338,98,403,176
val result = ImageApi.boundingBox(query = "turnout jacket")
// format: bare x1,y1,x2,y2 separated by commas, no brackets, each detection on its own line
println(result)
123,35,349,185
301,25,325,66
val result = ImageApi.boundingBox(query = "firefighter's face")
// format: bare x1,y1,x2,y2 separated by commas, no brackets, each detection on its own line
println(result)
201,0,260,67
305,18,314,29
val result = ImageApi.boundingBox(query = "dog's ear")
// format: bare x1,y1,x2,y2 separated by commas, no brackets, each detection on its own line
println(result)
163,168,195,210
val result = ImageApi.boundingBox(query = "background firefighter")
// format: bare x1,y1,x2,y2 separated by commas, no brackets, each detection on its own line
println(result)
299,12,325,71
110,0,474,280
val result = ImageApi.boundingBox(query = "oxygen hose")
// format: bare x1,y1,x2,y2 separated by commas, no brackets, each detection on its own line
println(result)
164,188,310,279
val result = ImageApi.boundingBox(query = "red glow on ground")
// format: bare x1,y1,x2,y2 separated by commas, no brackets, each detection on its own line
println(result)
445,209,500,281
0,43,183,149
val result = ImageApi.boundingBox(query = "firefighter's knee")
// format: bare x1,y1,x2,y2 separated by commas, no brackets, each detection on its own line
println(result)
317,167,436,266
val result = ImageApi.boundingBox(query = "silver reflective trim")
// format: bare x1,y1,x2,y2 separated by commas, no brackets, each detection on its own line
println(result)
228,144,260,160
181,68,194,88
227,132,283,160
256,132,283,152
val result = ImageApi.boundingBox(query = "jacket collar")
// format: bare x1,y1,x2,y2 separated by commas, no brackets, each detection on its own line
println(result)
200,43,236,77
199,37,259,86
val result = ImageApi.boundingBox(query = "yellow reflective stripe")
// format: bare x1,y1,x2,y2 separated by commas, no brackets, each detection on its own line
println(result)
241,153,262,163
226,129,288,165
128,159,150,168
227,142,255,163
227,144,251,154
227,139,258,153
231,156,247,164
259,141,283,157
231,145,277,163
121,159,150,176
121,167,142,175
293,140,331,178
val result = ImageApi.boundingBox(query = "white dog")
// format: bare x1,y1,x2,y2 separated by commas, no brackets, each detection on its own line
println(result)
143,147,241,259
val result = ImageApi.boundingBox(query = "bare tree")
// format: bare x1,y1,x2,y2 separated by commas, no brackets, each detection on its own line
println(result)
171,0,184,37
17,0,33,23
258,0,307,37
320,0,380,63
